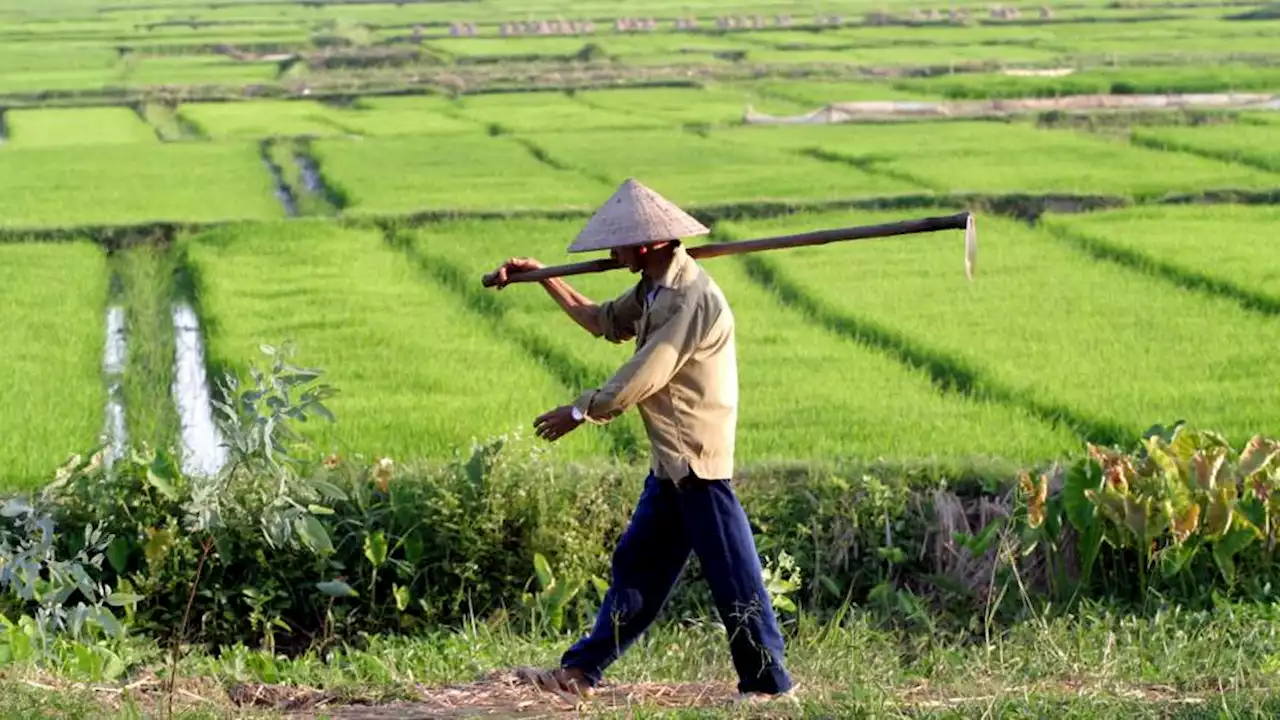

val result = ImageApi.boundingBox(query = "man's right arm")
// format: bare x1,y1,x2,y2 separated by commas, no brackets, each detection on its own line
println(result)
538,276,604,337
490,256,639,340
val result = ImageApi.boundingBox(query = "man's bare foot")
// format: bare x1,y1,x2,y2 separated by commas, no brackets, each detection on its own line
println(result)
515,665,595,701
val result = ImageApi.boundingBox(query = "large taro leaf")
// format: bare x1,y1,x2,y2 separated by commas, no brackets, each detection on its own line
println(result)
1193,448,1228,492
1203,483,1238,539
1239,436,1279,479
1064,461,1104,533
1212,525,1257,584
1146,437,1187,485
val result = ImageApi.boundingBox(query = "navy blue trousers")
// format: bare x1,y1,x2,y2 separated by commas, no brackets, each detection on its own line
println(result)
560,472,792,695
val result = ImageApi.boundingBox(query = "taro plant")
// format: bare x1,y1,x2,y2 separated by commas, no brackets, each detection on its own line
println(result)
1015,424,1280,606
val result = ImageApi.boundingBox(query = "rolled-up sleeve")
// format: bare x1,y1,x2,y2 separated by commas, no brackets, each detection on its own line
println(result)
596,285,644,344
573,297,706,423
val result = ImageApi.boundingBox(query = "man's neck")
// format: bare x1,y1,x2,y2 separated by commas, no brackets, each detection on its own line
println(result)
641,246,677,281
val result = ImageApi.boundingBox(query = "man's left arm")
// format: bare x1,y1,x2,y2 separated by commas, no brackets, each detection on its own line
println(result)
534,298,708,441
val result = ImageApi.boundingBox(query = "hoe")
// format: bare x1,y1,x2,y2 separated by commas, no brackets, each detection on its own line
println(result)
480,211,978,288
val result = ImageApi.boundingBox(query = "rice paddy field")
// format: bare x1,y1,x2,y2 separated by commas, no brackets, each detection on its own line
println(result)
0,0,1275,476
0,0,1279,712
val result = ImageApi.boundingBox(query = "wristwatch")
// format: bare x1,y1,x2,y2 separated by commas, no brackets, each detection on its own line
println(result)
570,406,584,422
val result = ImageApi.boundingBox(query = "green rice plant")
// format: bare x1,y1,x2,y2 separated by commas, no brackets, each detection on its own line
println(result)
1131,124,1280,173
0,241,106,490
714,121,1277,199
0,142,284,228
519,128,922,207
894,64,1280,100
450,91,671,133
309,134,608,215
182,219,613,462
726,210,1280,447
3,107,156,148
409,218,1077,464
177,99,361,140
1042,204,1280,310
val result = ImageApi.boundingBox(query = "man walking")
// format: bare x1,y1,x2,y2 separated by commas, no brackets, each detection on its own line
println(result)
488,178,794,703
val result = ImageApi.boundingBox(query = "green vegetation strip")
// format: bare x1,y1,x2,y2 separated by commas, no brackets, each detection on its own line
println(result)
727,210,1280,447
0,142,284,229
111,245,181,453
451,91,671,133
892,64,1280,100
408,217,1076,465
0,241,106,489
176,99,363,140
1042,204,1280,315
715,121,1278,199
181,219,614,462
310,134,609,215
2,106,156,148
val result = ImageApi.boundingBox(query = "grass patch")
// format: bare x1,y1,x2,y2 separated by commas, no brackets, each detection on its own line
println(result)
0,241,106,490
1042,204,1280,313
0,142,284,228
181,219,614,462
177,99,362,140
519,128,922,207
310,134,609,215
1132,123,1280,173
408,217,1076,465
572,85,810,127
2,106,157,148
722,210,1280,447
450,91,672,133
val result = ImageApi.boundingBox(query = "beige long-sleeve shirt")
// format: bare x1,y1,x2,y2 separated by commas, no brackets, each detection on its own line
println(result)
571,245,738,481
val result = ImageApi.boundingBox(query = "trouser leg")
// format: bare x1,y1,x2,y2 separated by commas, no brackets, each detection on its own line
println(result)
678,477,792,695
560,473,691,685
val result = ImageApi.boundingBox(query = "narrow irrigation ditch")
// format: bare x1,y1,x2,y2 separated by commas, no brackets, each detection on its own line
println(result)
259,139,299,217
171,301,226,477
103,301,129,465
96,238,227,478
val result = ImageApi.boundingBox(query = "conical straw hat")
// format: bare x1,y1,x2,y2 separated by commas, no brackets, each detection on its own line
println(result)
568,178,710,253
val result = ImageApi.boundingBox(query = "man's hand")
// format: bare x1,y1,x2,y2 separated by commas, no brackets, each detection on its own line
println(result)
491,257,544,290
534,405,583,442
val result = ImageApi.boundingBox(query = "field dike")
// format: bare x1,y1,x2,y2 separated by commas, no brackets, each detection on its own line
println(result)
1042,221,1280,316
382,224,644,462
720,230,1131,447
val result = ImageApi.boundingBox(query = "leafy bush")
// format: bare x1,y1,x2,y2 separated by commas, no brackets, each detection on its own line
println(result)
10,342,1279,657
1015,423,1280,607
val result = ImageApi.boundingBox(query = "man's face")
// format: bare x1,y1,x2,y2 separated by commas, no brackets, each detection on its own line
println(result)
611,245,644,272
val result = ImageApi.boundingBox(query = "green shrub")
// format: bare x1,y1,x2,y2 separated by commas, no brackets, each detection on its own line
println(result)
1014,423,1280,607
